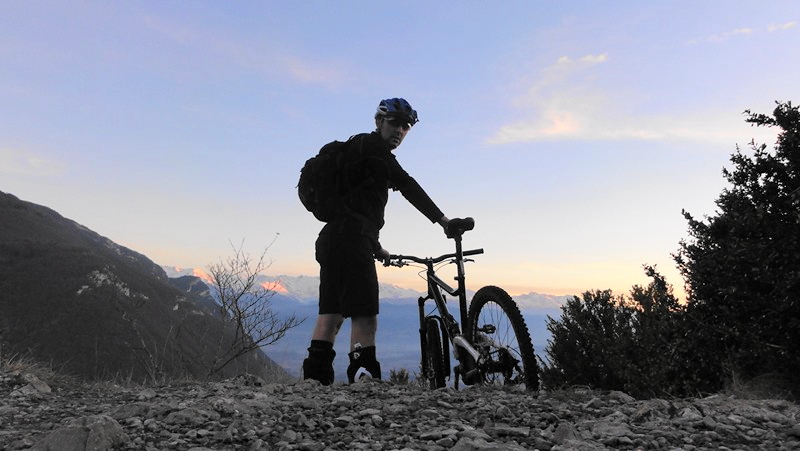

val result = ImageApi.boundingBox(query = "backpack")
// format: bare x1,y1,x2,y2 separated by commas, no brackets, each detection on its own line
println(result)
297,138,353,222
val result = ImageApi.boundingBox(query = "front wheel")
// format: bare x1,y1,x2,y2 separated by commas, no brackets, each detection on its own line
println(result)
467,286,539,390
424,317,447,389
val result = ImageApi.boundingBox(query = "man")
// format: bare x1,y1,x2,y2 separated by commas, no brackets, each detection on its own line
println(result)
302,98,451,384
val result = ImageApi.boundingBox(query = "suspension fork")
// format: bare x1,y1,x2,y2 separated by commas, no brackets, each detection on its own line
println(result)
418,291,482,381
418,264,454,376
417,294,429,375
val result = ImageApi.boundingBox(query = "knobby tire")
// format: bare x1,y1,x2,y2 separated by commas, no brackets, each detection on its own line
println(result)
467,285,539,390
424,317,447,389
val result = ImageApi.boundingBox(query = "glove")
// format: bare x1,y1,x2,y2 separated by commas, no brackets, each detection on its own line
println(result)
375,247,391,265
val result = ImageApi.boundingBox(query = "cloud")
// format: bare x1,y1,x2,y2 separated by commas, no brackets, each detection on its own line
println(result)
706,27,754,43
0,149,66,176
689,21,796,44
576,54,609,65
486,54,778,146
488,53,618,144
556,54,609,65
768,21,797,32
487,97,777,146
141,14,348,87
515,53,609,111
274,55,348,86
489,101,782,146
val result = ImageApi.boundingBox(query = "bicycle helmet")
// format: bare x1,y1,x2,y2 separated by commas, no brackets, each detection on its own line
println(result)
375,98,419,125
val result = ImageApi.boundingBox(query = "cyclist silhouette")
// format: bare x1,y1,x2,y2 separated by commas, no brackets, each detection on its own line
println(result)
302,98,453,384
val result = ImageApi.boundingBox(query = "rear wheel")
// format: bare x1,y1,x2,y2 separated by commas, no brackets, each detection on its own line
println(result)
424,317,447,389
467,286,539,390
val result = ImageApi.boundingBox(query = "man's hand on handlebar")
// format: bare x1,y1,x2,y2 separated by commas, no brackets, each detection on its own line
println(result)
375,247,391,266
383,257,406,268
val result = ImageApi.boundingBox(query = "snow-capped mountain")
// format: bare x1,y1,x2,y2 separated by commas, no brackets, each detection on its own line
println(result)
161,266,571,309
514,292,574,309
160,264,570,380
162,266,212,281
162,266,424,304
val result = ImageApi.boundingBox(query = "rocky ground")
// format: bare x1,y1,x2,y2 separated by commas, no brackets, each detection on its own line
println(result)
2,368,799,451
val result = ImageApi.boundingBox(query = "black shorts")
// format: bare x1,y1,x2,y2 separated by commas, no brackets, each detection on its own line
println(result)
316,233,379,318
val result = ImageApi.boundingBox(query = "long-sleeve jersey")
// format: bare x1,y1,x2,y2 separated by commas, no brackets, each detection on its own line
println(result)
320,132,444,245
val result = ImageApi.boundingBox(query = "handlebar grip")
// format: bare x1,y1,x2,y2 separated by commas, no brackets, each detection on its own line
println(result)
464,248,484,256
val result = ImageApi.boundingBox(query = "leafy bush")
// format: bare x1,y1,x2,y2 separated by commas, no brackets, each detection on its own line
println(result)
675,101,800,395
541,289,633,391
541,267,683,398
544,102,799,398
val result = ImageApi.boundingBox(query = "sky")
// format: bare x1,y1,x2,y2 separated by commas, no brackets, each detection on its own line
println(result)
2,1,799,300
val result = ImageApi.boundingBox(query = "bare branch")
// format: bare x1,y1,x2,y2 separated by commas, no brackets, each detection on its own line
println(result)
204,237,304,375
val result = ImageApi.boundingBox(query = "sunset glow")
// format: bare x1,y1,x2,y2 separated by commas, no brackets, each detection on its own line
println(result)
3,2,797,299
263,281,289,294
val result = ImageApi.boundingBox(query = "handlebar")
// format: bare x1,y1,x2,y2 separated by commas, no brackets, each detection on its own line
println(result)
381,217,480,267
386,248,484,267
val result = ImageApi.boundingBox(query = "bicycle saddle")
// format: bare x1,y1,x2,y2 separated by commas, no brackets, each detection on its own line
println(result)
445,217,475,238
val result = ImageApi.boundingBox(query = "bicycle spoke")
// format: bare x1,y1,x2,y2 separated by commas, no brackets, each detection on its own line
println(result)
468,286,539,390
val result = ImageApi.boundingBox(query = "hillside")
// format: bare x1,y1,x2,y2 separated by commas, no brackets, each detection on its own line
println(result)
0,191,285,382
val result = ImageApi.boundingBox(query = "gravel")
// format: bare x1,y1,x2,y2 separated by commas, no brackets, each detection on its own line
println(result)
2,369,799,450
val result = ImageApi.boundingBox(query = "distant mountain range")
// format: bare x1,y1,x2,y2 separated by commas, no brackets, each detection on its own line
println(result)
0,191,284,382
161,266,571,381
161,266,573,310
0,189,570,383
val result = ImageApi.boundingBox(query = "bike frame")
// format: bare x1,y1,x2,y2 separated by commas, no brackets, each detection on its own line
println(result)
388,219,537,390
410,234,484,383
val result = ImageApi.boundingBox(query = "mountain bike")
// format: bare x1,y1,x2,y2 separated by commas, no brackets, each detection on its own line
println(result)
383,217,539,390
